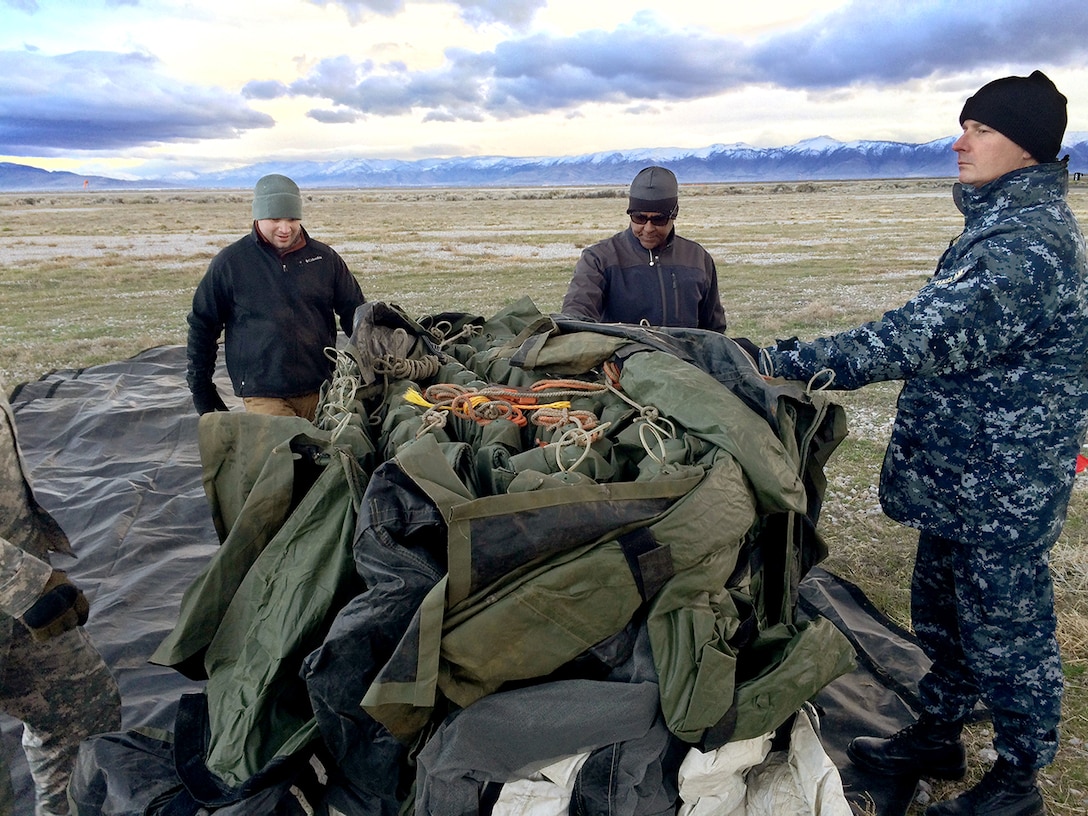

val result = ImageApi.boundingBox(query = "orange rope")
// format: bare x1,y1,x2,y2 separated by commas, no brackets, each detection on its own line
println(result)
411,380,604,430
602,362,622,391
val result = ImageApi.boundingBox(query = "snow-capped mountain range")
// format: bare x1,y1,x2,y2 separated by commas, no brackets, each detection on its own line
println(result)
5,134,1088,191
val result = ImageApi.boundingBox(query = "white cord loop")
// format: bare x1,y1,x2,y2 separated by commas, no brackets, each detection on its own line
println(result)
806,368,835,394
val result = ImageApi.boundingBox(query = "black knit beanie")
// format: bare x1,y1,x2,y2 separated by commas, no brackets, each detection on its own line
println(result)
627,166,679,216
959,70,1067,163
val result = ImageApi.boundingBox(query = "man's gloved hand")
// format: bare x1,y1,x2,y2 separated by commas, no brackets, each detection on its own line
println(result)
191,384,229,415
20,570,90,642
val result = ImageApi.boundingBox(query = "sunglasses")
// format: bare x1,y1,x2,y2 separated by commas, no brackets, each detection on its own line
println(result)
628,211,674,227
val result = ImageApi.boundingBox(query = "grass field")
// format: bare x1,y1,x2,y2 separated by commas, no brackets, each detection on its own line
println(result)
2,179,1087,813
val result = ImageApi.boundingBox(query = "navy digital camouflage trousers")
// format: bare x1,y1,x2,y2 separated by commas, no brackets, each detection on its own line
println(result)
912,531,1062,769
0,622,121,816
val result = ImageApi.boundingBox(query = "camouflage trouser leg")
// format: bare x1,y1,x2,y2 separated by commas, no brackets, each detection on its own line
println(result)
0,751,13,816
0,624,121,816
911,531,1063,769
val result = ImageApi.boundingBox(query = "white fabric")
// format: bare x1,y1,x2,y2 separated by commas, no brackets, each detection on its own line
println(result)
490,705,851,816
745,704,852,816
677,733,773,816
679,704,851,816
491,753,589,816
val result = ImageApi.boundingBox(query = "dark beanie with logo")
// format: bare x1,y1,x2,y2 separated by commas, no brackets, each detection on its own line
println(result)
627,166,679,216
959,70,1067,163
252,174,303,220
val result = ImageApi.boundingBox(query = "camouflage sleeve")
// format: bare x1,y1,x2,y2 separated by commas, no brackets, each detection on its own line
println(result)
1,386,66,615
0,535,54,618
1,385,72,564
765,233,1062,389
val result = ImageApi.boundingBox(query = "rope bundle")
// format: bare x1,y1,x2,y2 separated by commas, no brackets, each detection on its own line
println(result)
405,380,604,431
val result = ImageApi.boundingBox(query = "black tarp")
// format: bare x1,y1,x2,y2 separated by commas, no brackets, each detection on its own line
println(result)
4,345,933,815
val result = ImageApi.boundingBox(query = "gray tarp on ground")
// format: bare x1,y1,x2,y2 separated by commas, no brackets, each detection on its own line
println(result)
5,343,927,816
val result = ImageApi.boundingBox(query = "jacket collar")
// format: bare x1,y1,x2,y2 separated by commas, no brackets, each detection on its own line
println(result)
251,222,309,257
953,160,1069,220
625,224,676,255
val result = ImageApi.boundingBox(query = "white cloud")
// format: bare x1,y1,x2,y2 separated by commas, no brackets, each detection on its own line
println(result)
3,0,1088,177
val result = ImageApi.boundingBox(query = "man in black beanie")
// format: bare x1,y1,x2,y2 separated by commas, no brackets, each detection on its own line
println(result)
561,166,726,331
958,70,1067,169
186,174,365,421
762,71,1085,816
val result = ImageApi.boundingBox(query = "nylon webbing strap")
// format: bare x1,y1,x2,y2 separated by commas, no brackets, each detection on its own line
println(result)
699,703,738,751
618,527,674,601
508,330,553,369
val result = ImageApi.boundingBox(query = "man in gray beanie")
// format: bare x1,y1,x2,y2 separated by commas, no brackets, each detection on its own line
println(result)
186,174,365,420
762,71,1084,816
561,166,726,331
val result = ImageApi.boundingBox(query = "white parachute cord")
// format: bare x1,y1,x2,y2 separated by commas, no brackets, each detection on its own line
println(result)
315,346,365,442
415,408,448,439
552,426,595,473
758,347,775,378
430,321,483,349
807,369,836,394
603,382,676,460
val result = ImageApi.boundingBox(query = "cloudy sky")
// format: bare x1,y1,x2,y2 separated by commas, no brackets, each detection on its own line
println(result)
4,0,1088,180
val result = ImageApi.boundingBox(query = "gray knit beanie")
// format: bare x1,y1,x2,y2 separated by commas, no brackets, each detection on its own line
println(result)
252,174,303,220
627,166,679,215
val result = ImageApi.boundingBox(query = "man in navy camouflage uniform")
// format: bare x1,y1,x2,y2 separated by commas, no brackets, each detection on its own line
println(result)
763,71,1086,816
0,384,121,815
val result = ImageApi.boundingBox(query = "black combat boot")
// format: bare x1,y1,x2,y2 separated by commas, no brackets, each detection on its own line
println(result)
925,757,1045,816
846,714,967,779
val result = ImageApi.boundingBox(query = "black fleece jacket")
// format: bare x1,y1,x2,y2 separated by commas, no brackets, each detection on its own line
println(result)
561,227,726,331
186,225,364,413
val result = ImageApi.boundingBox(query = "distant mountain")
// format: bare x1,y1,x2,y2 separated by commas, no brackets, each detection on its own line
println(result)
5,134,1088,191
0,162,182,192
187,137,968,189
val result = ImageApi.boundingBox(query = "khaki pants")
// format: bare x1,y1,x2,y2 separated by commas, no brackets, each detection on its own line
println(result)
242,393,320,422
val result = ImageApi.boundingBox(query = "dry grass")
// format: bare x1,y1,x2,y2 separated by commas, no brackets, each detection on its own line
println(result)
2,179,1087,812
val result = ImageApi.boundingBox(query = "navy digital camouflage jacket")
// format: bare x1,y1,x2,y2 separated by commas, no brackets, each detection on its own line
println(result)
765,162,1088,550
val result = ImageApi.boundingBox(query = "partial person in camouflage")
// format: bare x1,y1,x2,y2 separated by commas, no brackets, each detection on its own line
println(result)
0,385,121,816
762,71,1087,816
